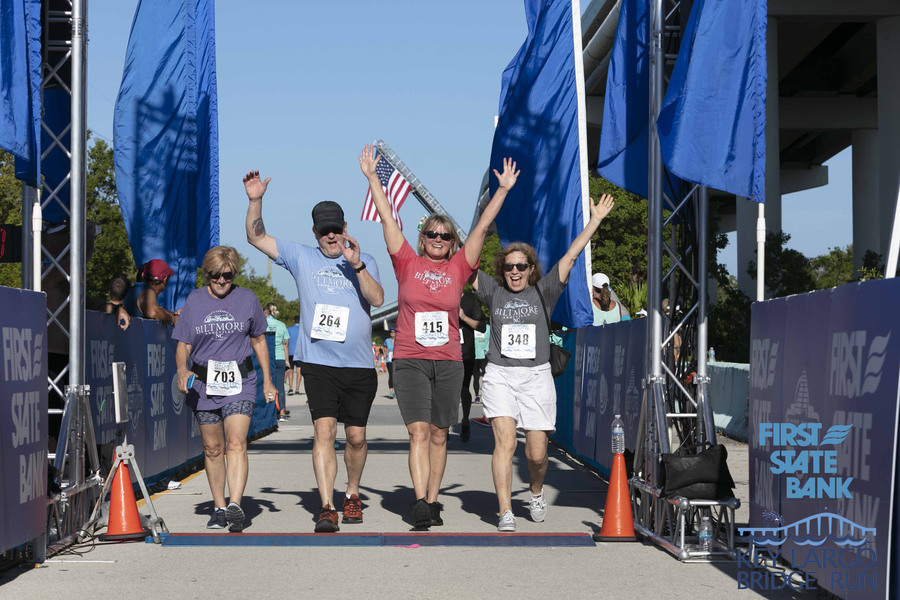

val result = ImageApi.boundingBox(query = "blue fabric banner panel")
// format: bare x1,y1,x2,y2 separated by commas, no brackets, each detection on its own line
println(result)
657,0,767,203
489,0,591,328
114,0,220,311
596,0,649,198
748,279,900,599
0,287,48,555
0,0,41,187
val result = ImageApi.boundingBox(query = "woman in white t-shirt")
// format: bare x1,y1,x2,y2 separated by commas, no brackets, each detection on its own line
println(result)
473,195,615,532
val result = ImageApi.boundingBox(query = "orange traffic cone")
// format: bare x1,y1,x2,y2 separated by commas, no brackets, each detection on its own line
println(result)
99,462,151,541
593,452,636,542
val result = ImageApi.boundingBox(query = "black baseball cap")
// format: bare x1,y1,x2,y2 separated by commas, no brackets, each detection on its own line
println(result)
312,201,345,233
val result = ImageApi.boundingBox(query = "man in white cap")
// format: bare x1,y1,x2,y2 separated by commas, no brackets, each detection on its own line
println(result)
591,273,629,326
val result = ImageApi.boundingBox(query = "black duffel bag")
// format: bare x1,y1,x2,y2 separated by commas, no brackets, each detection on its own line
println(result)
536,286,570,377
660,442,735,500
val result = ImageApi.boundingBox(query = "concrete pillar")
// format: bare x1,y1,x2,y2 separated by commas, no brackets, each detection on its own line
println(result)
852,129,879,274
876,17,900,267
737,16,782,299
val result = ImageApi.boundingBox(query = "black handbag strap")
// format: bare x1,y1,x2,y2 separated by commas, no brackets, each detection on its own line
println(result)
535,285,552,332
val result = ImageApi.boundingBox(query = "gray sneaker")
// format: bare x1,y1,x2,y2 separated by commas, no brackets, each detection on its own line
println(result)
498,510,516,532
529,494,547,522
206,508,226,529
225,502,244,533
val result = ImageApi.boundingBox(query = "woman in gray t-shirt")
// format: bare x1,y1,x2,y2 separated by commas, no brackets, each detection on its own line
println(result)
473,194,614,532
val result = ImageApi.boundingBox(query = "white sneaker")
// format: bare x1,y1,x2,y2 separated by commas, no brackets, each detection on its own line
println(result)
529,494,547,522
498,510,516,532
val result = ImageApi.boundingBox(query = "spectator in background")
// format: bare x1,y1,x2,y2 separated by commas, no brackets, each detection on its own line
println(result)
98,276,131,330
125,259,181,326
264,302,290,422
473,323,490,403
286,315,301,396
458,292,486,443
385,329,395,399
590,273,629,326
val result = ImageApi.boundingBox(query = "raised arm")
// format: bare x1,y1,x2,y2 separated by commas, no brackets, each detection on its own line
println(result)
359,145,405,254
341,232,385,307
464,158,519,268
557,194,615,284
244,170,279,260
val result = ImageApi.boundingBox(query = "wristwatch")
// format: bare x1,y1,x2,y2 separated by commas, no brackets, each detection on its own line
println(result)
354,262,366,273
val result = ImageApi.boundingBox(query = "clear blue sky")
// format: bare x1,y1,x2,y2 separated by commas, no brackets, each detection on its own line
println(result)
86,0,852,303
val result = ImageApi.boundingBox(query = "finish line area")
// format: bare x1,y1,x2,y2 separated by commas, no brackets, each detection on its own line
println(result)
152,532,596,548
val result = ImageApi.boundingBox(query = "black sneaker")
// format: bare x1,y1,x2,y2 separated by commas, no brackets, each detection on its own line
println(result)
206,508,226,529
225,502,244,533
429,501,444,527
410,498,431,530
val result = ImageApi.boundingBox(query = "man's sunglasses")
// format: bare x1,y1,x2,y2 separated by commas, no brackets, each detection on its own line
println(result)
503,263,530,272
424,230,453,241
318,226,343,237
209,271,235,281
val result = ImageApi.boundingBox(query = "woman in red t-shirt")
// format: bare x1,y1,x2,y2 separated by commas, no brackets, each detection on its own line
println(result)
359,144,518,529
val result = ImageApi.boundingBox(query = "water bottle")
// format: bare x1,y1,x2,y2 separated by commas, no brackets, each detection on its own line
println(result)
708,347,716,363
698,515,713,552
611,415,625,454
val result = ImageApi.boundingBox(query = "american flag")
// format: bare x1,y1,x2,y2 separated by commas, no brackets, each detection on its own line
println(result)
361,151,411,230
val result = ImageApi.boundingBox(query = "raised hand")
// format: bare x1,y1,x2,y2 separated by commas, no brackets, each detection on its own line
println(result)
342,232,362,267
589,194,615,223
358,144,381,178
492,157,520,192
243,170,271,201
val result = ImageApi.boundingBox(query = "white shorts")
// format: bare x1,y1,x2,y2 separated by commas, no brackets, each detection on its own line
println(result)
481,362,556,432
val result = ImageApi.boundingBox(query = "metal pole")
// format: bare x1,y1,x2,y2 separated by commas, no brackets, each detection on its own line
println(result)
647,0,669,457
32,200,42,291
696,186,714,443
69,0,87,387
756,202,765,301
885,175,900,279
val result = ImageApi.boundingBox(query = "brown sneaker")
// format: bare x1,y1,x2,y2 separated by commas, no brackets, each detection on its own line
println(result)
314,505,340,533
342,494,363,524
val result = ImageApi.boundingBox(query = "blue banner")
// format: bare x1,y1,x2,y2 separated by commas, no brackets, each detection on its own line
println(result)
489,0,591,328
596,0,649,198
0,287,48,554
566,319,646,475
0,0,41,186
747,279,900,598
114,0,220,311
657,0,767,203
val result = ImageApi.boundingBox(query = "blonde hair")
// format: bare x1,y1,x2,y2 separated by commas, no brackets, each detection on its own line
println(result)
416,215,459,259
493,242,542,290
202,246,240,280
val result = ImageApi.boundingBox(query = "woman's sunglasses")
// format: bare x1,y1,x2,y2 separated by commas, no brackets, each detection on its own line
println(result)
424,230,453,241
209,271,235,281
503,263,530,272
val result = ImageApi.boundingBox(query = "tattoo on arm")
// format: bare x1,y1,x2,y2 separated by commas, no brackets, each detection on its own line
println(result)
252,218,266,237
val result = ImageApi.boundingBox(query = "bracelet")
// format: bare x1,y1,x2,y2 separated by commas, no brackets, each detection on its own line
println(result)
354,262,366,273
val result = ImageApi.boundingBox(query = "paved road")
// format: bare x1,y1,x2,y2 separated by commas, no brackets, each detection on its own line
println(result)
0,371,814,600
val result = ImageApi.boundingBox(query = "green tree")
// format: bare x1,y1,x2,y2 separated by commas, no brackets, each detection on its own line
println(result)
810,245,854,289
0,151,23,288
588,175,650,287
86,136,135,299
748,231,815,298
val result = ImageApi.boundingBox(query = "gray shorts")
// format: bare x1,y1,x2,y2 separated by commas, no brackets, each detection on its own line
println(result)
393,359,464,428
194,399,256,425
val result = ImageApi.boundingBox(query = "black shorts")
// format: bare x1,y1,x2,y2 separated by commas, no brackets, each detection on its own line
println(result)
299,362,378,427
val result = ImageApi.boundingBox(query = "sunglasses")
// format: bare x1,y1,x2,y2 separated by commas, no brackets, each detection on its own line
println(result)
209,271,235,281
503,263,530,272
318,226,343,237
424,230,453,241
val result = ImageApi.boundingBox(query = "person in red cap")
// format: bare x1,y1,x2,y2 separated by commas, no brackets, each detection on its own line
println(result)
124,259,181,326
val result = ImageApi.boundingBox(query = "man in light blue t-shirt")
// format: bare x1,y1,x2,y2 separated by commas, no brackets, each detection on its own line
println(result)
244,170,384,533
